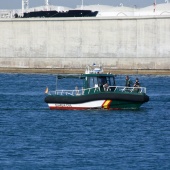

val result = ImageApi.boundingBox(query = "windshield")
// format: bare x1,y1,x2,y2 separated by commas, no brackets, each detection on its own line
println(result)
87,76,116,88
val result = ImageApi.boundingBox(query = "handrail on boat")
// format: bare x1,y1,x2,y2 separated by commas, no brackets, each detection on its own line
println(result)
48,86,146,96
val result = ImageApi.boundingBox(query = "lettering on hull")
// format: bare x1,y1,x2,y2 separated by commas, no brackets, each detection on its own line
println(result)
55,104,72,107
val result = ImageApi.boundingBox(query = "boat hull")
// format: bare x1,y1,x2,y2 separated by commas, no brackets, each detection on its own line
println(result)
47,99,145,110
45,92,149,104
21,10,98,18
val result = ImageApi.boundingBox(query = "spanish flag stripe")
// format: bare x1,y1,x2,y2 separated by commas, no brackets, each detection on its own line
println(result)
102,100,111,109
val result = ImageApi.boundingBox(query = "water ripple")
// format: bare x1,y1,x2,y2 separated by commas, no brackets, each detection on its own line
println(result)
0,73,170,169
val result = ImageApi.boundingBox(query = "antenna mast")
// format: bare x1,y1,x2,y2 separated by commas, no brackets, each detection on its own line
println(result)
45,0,49,11
81,0,84,9
45,0,49,6
22,0,29,15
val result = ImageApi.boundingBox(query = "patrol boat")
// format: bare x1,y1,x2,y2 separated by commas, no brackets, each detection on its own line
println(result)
44,65,149,110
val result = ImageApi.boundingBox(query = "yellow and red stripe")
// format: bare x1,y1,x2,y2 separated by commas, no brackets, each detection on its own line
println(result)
102,100,112,109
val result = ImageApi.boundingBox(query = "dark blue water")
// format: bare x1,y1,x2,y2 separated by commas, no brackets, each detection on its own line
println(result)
0,73,170,170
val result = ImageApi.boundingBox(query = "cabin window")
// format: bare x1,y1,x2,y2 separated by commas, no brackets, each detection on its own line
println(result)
109,76,116,86
86,76,115,88
97,77,107,86
89,77,98,88
106,77,110,85
97,76,116,86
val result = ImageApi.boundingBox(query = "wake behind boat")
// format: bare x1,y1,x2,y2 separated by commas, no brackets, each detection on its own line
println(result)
44,65,149,110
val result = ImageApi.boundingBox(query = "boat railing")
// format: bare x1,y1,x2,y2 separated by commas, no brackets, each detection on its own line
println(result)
111,86,146,93
48,86,146,96
49,89,84,96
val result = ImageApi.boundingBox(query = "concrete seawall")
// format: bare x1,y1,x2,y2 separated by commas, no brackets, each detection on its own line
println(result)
0,16,170,74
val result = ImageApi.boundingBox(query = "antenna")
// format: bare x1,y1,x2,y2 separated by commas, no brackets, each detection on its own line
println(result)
45,0,49,6
153,0,156,12
81,0,84,9
22,0,29,15
45,0,49,11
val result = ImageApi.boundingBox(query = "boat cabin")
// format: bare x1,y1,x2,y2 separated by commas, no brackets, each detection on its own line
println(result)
83,73,116,89
55,66,116,94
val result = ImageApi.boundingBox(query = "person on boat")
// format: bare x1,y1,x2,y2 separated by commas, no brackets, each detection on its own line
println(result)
103,83,109,91
133,78,140,92
125,76,132,87
134,78,140,87
75,86,79,95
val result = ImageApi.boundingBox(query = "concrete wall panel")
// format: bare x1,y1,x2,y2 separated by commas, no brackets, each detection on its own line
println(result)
0,17,169,70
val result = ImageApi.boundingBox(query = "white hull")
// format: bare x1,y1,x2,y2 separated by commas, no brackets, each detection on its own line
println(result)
48,100,112,110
